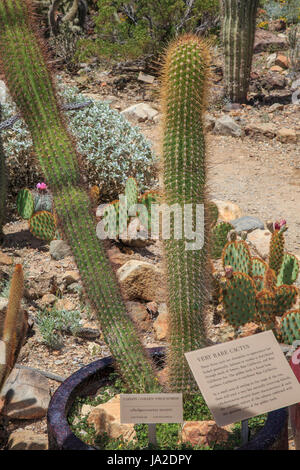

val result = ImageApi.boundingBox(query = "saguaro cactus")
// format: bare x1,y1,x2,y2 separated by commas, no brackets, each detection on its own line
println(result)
0,0,159,393
160,35,211,392
220,0,259,103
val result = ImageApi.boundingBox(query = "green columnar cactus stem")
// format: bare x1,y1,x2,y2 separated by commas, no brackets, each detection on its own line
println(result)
0,0,159,393
221,0,259,103
0,105,7,242
269,224,287,276
277,253,299,286
160,35,211,392
16,188,35,220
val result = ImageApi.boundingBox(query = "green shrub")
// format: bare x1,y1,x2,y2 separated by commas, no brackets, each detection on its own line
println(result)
75,0,220,62
36,307,82,349
1,83,156,204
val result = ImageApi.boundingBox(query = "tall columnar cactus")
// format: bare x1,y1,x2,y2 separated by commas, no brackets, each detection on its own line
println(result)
0,0,159,393
0,104,7,242
0,264,26,393
221,0,259,103
160,35,211,392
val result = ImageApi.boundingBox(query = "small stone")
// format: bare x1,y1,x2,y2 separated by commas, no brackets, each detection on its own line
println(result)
121,103,159,121
63,270,81,286
153,308,169,340
212,200,243,223
231,216,264,233
1,368,50,419
275,54,289,69
266,52,277,68
55,298,77,311
204,113,216,132
181,421,231,448
0,251,13,265
270,65,284,73
39,293,57,308
240,322,261,338
126,301,151,331
146,301,158,316
137,72,155,84
0,297,8,313
291,78,300,92
87,395,136,442
254,29,287,53
245,122,277,139
50,240,72,260
213,115,244,138
76,328,100,340
247,229,272,259
7,430,48,450
268,103,284,113
119,217,153,248
277,128,297,144
106,245,134,267
117,260,166,302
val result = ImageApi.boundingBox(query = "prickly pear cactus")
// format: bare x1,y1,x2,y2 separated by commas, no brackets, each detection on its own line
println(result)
221,271,257,327
222,240,252,275
29,211,57,242
277,253,299,286
252,257,267,277
279,310,300,344
16,188,34,220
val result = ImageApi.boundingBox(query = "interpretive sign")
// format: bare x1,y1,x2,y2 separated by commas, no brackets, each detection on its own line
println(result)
185,330,300,426
120,393,183,424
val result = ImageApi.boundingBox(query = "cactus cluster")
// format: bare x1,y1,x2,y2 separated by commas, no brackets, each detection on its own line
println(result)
160,35,211,392
219,220,299,339
101,177,160,239
210,221,234,259
16,186,57,241
221,0,259,103
0,0,160,394
0,264,26,393
279,310,300,345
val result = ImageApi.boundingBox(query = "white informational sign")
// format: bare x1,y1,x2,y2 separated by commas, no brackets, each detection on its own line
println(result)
185,330,300,426
120,393,183,424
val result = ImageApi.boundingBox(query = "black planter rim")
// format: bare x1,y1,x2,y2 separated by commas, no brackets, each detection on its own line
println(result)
47,347,288,450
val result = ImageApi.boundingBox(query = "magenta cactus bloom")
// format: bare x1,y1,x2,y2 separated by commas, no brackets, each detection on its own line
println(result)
274,221,281,231
36,182,47,191
279,219,287,228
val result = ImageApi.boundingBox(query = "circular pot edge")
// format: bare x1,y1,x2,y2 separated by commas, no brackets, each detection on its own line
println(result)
47,347,288,451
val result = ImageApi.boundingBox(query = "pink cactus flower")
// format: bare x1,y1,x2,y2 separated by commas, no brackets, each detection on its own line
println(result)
36,182,47,191
274,221,281,231
279,219,286,228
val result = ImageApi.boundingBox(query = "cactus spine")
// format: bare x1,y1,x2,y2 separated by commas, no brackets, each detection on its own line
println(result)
0,0,159,393
160,35,211,392
221,0,259,103
0,264,26,392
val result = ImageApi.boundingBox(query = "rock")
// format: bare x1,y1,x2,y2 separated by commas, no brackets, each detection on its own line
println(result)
153,305,169,340
275,54,289,69
269,19,286,32
223,103,242,112
247,229,271,260
266,52,277,68
212,200,243,223
67,282,83,294
1,368,50,419
106,246,134,267
121,103,159,121
213,115,244,138
292,89,300,105
181,421,231,448
254,29,287,53
240,322,261,338
0,297,8,313
39,293,57,308
157,366,169,386
87,395,136,442
277,128,297,144
126,301,151,331
261,72,287,90
63,270,81,286
146,301,158,317
137,72,155,84
245,122,277,139
50,240,72,260
291,78,300,92
76,327,100,340
268,102,284,113
0,251,13,265
117,260,166,302
231,216,264,233
270,65,284,73
55,298,77,311
0,80,8,105
7,430,48,450
119,217,153,248
204,113,216,132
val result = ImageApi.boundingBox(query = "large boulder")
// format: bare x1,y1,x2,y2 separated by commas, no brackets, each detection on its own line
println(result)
254,29,287,53
181,421,231,448
213,115,244,138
